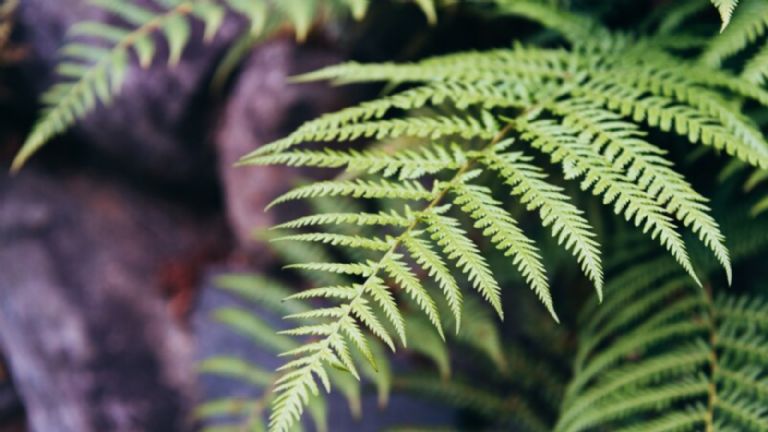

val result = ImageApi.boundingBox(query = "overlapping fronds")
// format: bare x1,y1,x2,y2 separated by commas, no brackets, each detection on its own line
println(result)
556,256,768,432
390,289,570,432
234,27,768,429
197,273,392,432
13,0,438,171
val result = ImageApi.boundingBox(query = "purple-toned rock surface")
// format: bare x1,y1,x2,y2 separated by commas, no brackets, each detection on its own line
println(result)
0,170,226,432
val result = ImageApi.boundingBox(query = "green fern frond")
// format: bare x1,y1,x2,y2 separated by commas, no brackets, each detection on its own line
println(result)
246,34,768,427
520,116,702,286
199,274,399,431
268,179,434,209
557,254,768,432
422,211,504,319
13,0,206,171
273,209,414,230
551,98,732,283
250,114,499,158
244,144,467,180
451,181,554,320
274,232,393,252
383,253,444,339
480,149,605,297
402,233,463,332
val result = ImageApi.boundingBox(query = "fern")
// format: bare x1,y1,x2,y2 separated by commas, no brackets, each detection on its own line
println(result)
390,290,570,432
556,254,768,432
232,21,768,427
197,273,392,432
712,0,740,31
12,0,438,171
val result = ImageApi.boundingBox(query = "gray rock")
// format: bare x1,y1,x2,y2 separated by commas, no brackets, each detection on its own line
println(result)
0,171,226,432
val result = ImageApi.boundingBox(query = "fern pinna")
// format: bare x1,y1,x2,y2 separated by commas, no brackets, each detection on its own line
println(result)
238,17,768,430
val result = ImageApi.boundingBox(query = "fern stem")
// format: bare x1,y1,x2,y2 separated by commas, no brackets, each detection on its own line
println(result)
703,283,718,432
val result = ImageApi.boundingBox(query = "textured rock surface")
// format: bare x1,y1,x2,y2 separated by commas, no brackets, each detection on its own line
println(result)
0,171,226,432
214,37,348,256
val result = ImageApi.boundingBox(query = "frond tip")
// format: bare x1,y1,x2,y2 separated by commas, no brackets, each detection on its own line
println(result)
712,0,740,31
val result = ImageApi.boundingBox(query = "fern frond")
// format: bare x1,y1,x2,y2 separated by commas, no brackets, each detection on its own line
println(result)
199,274,394,432
274,232,393,252
274,209,414,230
550,98,732,283
402,233,463,332
251,115,498,158
17,0,441,171
243,144,467,180
575,78,768,169
422,211,504,319
557,253,768,432
480,149,605,297
451,181,555,320
237,22,768,431
520,117,702,286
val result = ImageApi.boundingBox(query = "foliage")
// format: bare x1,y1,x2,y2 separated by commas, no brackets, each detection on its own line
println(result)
11,0,437,172
239,5,768,425
17,0,768,431
558,254,768,431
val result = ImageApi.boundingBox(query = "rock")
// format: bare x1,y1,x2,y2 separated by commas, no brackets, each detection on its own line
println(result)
0,170,227,432
214,37,348,256
17,0,246,187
